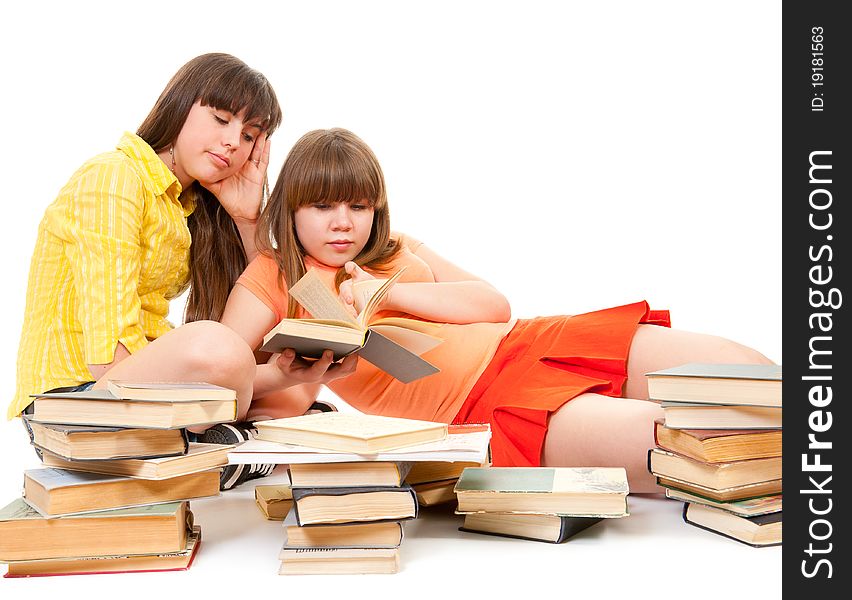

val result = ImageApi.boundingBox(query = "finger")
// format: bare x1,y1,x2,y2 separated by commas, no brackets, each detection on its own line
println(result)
260,133,271,169
249,131,266,167
275,348,296,370
345,261,357,275
307,350,334,377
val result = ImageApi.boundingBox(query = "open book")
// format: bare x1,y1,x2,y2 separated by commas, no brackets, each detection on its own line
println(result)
259,267,442,383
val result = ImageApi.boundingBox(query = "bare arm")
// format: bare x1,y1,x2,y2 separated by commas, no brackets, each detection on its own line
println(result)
342,241,512,324
220,284,357,401
87,342,131,381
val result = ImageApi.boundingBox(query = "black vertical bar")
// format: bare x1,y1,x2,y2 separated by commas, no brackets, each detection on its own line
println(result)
783,1,849,594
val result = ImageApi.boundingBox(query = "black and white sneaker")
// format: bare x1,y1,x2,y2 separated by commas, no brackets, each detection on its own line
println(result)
199,423,275,491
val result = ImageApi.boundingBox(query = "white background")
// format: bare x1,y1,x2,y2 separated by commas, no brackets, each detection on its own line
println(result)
0,1,780,596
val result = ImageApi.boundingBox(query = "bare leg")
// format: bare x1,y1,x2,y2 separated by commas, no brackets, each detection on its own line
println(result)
542,326,775,493
542,393,663,493
91,321,257,421
624,325,775,400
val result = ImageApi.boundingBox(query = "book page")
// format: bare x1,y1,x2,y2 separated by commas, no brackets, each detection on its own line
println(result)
289,268,359,326
358,267,407,326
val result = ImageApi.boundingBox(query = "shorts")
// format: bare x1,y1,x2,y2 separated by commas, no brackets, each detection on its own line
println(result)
452,301,670,467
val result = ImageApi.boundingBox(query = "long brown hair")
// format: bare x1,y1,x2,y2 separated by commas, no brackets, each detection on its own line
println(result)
137,53,282,322
256,128,401,318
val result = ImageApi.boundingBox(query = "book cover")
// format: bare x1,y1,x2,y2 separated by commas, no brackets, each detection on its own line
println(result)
278,546,400,575
23,468,219,518
27,420,189,461
454,467,629,517
282,510,404,549
106,381,236,401
647,363,782,407
40,442,232,480
288,461,413,488
682,502,782,547
291,484,419,526
655,475,783,503
664,488,782,517
647,448,782,490
229,425,491,465
653,419,781,463
661,402,782,430
260,267,442,383
253,412,448,453
3,526,201,578
459,512,604,544
254,484,293,520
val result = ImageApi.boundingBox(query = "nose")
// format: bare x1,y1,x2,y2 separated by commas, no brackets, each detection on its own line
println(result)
221,121,242,150
330,204,353,230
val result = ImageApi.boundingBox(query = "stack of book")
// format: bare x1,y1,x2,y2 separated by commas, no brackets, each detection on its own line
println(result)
0,381,237,577
454,467,630,543
646,363,782,547
238,412,490,574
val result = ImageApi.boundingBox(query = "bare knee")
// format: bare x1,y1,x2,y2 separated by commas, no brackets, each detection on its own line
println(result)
711,336,775,366
178,321,256,386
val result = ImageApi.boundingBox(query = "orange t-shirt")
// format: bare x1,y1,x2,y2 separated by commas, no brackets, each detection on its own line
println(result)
236,235,515,423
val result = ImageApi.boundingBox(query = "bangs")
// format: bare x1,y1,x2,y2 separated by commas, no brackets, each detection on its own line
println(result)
199,67,282,133
286,133,386,209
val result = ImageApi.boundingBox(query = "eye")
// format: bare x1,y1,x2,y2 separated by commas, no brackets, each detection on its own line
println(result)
213,115,228,125
351,203,369,211
313,203,331,210
243,132,255,143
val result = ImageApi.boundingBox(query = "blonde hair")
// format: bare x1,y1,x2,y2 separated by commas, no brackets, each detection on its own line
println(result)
256,128,401,318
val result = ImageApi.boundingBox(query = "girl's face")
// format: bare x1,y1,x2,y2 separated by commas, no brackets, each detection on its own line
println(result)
171,101,261,186
294,201,375,267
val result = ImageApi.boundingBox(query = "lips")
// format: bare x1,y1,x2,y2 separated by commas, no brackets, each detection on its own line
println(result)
328,240,354,252
207,152,231,168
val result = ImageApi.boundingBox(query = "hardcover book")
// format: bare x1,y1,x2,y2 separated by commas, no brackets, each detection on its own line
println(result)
106,381,236,401
646,363,782,406
282,510,404,548
253,412,448,453
655,476,782,503
40,443,232,480
260,267,442,383
23,468,219,517
254,484,293,520
26,420,189,461
288,461,413,488
278,546,400,575
0,499,190,562
664,488,782,517
412,479,458,507
653,419,781,463
460,512,604,544
3,526,201,578
454,467,629,517
682,502,782,547
404,461,484,485
661,402,782,430
231,423,490,465
291,484,419,526
30,388,237,429
647,449,782,490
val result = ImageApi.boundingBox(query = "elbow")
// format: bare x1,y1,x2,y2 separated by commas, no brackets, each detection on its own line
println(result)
482,286,512,323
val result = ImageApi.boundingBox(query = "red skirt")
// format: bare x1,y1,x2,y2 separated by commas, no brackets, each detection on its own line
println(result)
452,301,670,467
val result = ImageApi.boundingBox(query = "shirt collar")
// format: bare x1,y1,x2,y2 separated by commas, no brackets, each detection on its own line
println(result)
116,132,196,216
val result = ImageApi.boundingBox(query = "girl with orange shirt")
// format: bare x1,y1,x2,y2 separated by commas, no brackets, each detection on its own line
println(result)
223,128,773,493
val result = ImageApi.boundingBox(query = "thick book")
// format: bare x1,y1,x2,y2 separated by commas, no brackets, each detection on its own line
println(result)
29,388,237,429
0,499,190,562
288,461,413,488
260,267,442,383
648,448,782,490
106,381,236,401
40,442,232,480
662,402,782,429
26,420,189,461
3,526,201,578
255,484,293,520
656,475,782,503
404,461,484,485
460,513,603,544
23,468,219,517
253,412,448,453
665,488,782,517
278,547,400,575
646,363,782,407
454,467,629,517
231,423,490,465
282,510,404,548
412,479,458,507
682,502,782,547
653,419,781,463
291,484,419,526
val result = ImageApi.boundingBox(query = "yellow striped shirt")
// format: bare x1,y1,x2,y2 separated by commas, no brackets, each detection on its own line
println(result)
10,132,196,418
